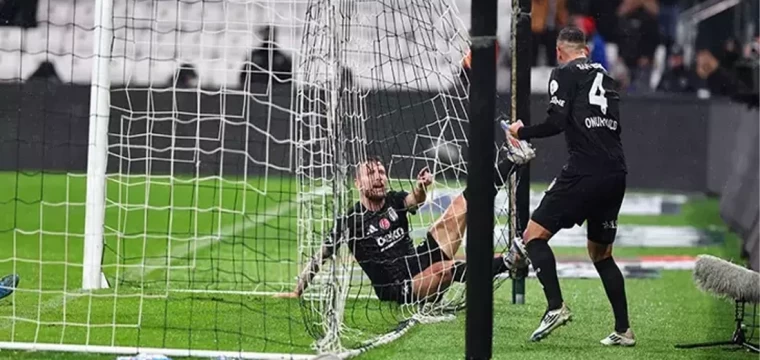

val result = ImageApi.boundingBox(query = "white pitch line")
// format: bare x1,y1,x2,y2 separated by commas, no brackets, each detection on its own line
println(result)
120,198,304,283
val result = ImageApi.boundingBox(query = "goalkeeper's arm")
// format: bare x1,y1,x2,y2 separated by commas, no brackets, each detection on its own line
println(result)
277,223,342,298
292,244,334,297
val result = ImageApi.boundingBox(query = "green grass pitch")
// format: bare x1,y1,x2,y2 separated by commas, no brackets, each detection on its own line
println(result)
0,171,756,359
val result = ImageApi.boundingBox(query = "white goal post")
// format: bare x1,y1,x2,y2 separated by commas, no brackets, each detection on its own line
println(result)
82,0,114,291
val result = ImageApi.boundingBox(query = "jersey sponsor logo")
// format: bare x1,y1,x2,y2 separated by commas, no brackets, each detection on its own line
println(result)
367,224,379,234
376,227,406,252
584,116,618,130
576,63,605,71
549,79,559,95
379,218,391,230
550,96,565,107
387,207,398,222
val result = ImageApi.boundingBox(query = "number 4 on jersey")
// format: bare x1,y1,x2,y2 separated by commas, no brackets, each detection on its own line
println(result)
588,72,608,115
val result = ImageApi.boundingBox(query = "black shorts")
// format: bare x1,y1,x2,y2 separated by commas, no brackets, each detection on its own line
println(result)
531,171,626,244
374,232,449,304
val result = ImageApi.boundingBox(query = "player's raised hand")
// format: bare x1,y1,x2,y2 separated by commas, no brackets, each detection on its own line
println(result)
417,166,433,188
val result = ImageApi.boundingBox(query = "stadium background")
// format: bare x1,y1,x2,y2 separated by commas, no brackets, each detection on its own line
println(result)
0,0,758,359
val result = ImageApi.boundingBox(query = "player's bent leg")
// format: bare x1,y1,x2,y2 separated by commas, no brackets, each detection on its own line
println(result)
426,193,523,281
448,253,525,283
428,194,467,260
587,240,613,263
523,220,554,244
409,260,457,303
433,138,533,278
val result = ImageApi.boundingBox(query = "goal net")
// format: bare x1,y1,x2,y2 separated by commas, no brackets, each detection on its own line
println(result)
0,0,518,358
294,0,518,355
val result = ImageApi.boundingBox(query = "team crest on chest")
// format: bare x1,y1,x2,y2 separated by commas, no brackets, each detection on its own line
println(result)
387,207,398,222
379,218,391,230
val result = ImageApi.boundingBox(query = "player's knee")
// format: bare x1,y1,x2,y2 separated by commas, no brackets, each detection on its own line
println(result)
587,240,613,263
588,251,611,263
523,221,552,243
435,260,456,280
424,261,455,285
413,261,455,300
587,223,616,261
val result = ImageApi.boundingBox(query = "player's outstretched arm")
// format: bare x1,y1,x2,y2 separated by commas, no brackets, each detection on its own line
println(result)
294,244,333,296
275,225,341,298
274,243,335,299
404,166,433,210
511,68,575,140
511,115,564,140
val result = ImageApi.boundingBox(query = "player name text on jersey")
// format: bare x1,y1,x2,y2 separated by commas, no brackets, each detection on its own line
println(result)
584,116,618,130
576,63,605,71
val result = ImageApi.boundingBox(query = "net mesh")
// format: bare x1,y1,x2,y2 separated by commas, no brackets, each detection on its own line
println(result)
294,0,516,354
1,0,314,356
0,0,516,357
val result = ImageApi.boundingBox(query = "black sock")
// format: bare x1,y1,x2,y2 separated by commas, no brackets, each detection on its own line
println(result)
525,239,563,310
594,257,630,333
492,256,508,275
451,257,509,283
452,261,467,282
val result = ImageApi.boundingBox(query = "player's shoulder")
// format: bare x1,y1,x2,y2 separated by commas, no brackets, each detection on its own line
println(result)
386,190,408,198
344,202,363,221
553,58,607,80
386,190,409,208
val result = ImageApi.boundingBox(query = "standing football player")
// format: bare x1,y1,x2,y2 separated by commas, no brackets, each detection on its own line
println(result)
508,25,634,346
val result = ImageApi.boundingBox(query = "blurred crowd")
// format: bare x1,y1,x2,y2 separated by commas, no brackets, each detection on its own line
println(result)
1,0,757,103
526,0,759,102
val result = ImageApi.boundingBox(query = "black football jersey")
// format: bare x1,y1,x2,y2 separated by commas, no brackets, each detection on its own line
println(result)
324,191,416,286
521,57,627,175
